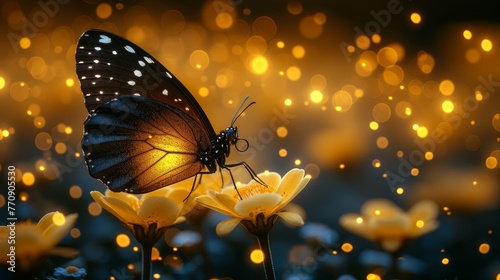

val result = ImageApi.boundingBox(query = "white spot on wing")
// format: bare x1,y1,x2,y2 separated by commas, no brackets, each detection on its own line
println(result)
99,35,111,43
138,60,146,67
134,70,142,77
144,56,154,63
124,45,135,53
166,72,172,78
162,89,168,96
94,46,101,51
112,50,117,55
128,80,136,86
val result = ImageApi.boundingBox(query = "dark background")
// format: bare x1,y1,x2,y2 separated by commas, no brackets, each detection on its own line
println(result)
1,0,499,279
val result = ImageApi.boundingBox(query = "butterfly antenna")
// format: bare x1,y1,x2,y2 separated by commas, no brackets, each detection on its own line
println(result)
230,96,255,126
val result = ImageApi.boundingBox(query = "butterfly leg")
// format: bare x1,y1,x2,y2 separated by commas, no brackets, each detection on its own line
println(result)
221,166,243,200
184,173,203,201
224,161,268,187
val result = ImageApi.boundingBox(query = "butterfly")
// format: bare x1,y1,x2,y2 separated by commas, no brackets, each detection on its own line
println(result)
75,29,265,197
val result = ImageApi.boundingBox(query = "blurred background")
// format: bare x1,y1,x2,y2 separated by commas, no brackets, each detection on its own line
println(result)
0,0,499,279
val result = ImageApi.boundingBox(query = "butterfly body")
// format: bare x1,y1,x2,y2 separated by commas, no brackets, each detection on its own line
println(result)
76,29,261,194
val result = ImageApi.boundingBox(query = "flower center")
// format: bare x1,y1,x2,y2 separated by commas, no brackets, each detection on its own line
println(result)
238,183,275,199
66,266,79,274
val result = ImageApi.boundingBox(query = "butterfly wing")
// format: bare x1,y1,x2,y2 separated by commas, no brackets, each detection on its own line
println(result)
75,29,216,137
83,95,211,193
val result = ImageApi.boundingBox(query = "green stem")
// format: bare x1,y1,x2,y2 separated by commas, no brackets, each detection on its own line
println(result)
141,242,153,280
388,251,400,280
255,232,275,280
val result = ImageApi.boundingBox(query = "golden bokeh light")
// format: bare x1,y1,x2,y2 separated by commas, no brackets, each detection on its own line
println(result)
276,126,288,138
310,90,323,103
292,45,306,59
376,136,389,149
383,65,404,85
465,48,481,63
441,100,454,113
88,202,102,216
250,249,264,264
369,121,379,131
250,56,269,75
116,234,131,248
189,50,209,70
463,30,472,40
22,172,35,186
372,103,391,123
417,51,435,74
341,243,353,253
96,2,112,19
287,1,303,15
377,47,398,67
279,148,287,157
410,12,422,24
479,243,490,254
252,16,277,40
20,37,31,49
69,185,83,199
416,126,429,138
10,81,30,102
439,80,455,96
332,90,353,112
286,66,301,81
215,12,234,29
366,273,382,280
481,39,493,52
299,15,324,39
493,113,500,132
53,212,66,226
356,35,371,50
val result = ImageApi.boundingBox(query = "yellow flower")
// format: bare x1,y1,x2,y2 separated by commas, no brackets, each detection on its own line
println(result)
91,187,186,244
339,199,439,252
163,172,230,216
0,212,78,270
196,168,310,236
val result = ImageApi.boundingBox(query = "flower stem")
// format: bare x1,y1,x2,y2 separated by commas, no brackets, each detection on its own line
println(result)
141,242,153,280
255,232,276,280
388,251,401,280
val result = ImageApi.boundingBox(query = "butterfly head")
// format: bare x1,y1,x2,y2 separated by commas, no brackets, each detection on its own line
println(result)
227,96,255,152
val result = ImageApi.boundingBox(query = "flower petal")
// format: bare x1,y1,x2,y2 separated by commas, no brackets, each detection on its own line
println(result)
408,200,439,222
368,213,410,237
137,196,180,228
36,212,57,231
104,190,140,211
277,169,310,207
173,216,186,225
234,193,282,219
361,199,402,218
40,213,78,248
339,213,375,241
196,191,240,218
91,191,143,226
216,218,242,237
277,211,304,227
380,238,403,252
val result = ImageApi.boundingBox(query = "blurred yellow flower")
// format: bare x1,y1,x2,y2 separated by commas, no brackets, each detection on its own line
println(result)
91,187,186,243
339,199,439,252
196,168,310,236
0,211,78,270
